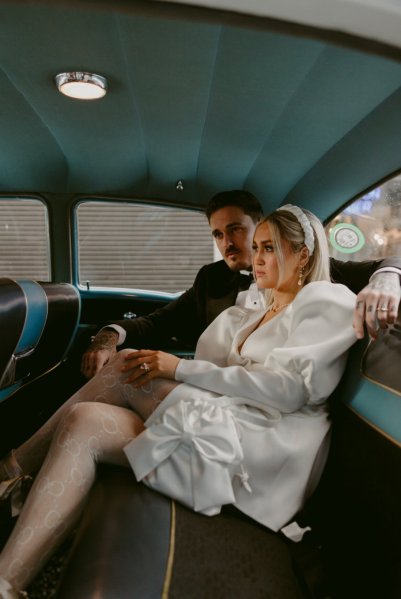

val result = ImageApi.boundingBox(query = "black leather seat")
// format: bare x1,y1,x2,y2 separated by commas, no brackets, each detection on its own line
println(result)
18,281,81,380
0,278,30,393
56,466,307,599
0,279,80,402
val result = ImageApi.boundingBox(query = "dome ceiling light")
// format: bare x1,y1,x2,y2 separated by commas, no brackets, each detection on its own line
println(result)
55,72,107,100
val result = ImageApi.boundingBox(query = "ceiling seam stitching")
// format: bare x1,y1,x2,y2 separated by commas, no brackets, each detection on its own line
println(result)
115,14,150,193
0,66,71,189
242,46,326,197
194,25,223,196
283,76,401,203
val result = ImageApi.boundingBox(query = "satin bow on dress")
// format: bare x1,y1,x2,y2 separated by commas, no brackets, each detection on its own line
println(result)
124,397,244,514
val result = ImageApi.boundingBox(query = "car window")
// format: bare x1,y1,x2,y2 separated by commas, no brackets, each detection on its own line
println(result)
76,201,216,294
0,197,50,280
325,173,401,260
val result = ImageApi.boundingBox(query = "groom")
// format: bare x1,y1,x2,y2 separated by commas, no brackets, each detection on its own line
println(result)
81,190,401,379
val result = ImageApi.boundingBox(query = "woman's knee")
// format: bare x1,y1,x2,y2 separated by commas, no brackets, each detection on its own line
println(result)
118,348,135,359
57,402,101,437
111,348,135,365
103,348,136,376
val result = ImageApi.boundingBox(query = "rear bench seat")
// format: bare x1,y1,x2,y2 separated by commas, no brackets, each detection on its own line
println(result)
56,469,308,599
57,343,395,598
56,310,401,599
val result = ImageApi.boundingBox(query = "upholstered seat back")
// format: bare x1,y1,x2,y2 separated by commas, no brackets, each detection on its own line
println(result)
0,278,27,389
0,279,80,401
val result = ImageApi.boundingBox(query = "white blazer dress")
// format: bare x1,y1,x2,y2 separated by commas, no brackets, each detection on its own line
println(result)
124,281,356,531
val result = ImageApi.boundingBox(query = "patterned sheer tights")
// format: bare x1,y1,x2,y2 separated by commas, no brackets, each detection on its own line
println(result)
0,349,178,591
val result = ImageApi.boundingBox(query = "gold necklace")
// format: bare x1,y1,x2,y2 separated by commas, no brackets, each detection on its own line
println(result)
268,302,291,313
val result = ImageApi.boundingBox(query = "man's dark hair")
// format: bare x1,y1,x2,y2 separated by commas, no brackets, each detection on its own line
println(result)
205,190,263,224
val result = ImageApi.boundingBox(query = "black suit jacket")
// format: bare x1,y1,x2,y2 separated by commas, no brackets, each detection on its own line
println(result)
111,256,401,350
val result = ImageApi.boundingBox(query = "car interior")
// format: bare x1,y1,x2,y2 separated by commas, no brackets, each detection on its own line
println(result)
0,1,401,598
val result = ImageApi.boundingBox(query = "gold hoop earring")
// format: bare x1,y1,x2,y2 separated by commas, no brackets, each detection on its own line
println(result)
298,266,304,287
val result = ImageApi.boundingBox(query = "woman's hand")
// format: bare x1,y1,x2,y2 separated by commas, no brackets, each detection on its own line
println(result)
121,349,180,386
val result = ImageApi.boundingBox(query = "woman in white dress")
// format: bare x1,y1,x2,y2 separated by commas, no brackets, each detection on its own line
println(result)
0,205,356,597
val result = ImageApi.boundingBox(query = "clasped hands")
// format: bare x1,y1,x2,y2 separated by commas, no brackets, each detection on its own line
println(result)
121,349,180,387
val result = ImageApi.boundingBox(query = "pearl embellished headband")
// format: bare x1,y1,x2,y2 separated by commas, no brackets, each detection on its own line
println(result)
276,204,315,255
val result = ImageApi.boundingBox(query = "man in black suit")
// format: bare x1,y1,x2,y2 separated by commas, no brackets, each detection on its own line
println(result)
81,190,401,379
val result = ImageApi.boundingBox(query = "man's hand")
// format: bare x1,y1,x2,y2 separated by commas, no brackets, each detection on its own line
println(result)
121,349,180,386
353,272,400,339
81,329,119,378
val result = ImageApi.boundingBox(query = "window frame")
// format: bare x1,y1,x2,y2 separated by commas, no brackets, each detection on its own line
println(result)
71,196,213,299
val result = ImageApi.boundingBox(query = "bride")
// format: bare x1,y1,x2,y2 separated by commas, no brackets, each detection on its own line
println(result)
0,205,356,597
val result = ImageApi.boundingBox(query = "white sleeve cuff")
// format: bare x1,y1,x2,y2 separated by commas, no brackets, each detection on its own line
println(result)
369,267,401,281
98,324,127,346
174,358,186,381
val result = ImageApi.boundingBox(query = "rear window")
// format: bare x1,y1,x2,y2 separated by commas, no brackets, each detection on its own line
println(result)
76,201,215,293
0,197,50,280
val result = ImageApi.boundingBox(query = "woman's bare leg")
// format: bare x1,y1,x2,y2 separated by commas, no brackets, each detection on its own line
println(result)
3,349,178,477
0,401,144,592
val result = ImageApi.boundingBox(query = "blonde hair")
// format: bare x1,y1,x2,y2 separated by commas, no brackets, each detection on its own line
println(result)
256,206,331,305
